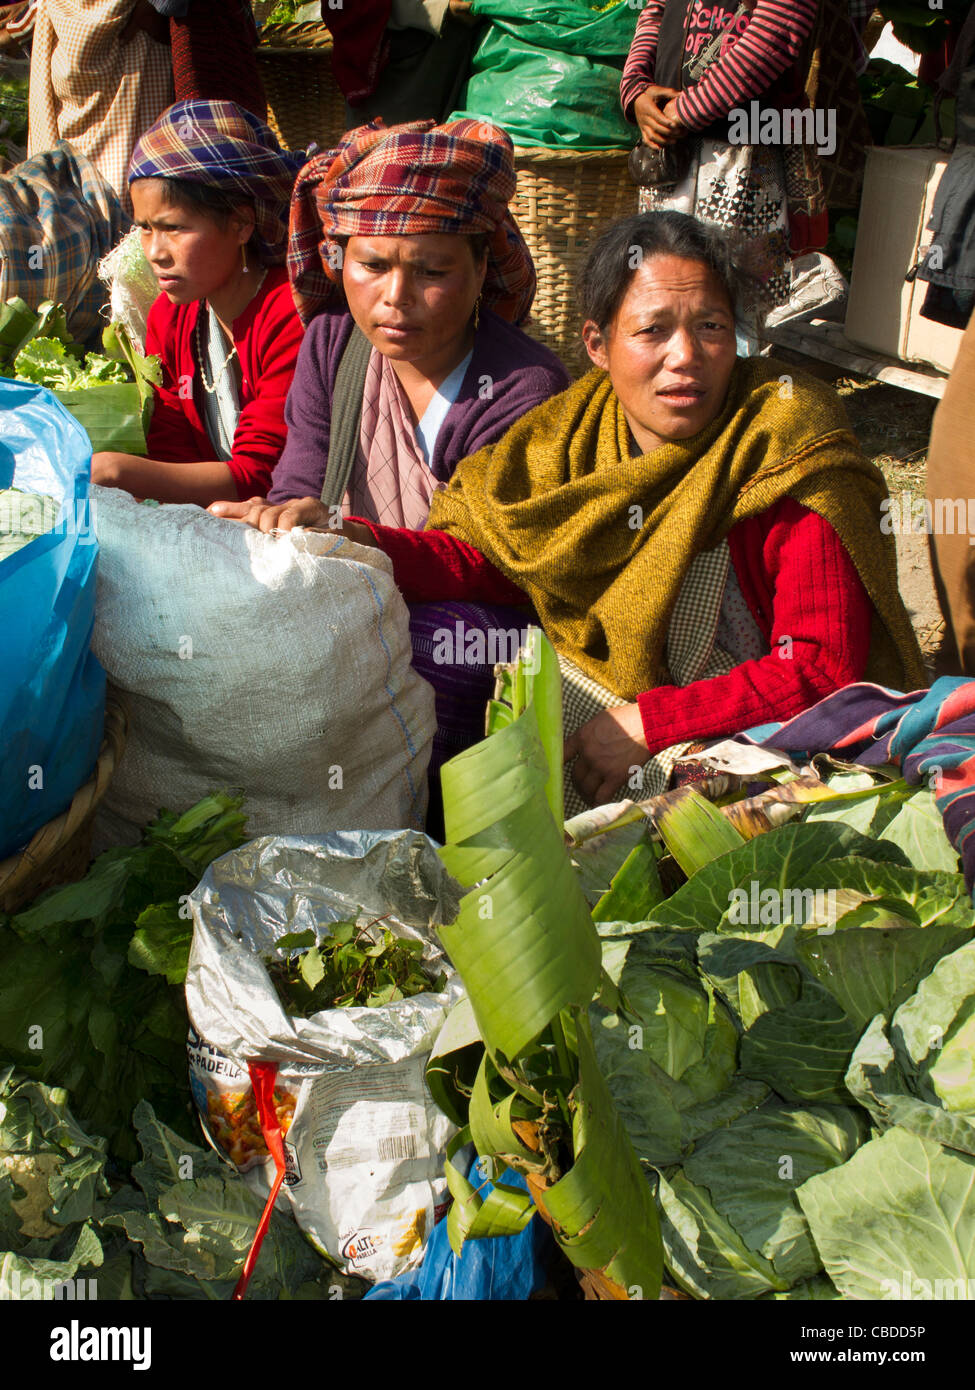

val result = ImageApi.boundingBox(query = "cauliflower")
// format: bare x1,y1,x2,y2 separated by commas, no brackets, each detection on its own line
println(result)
1,1151,62,1238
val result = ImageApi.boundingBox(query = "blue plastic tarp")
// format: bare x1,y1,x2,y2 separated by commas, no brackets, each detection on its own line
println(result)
0,379,105,860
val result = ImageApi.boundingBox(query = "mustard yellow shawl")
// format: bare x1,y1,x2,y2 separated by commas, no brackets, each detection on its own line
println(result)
426,359,925,700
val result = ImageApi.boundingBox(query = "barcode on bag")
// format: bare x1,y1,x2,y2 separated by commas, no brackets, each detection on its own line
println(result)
377,1134,418,1162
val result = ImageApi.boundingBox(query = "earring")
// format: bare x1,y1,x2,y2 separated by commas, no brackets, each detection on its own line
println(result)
241,243,249,274
473,294,482,331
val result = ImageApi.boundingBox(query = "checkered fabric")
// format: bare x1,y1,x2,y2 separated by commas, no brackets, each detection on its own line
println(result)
129,99,305,265
28,0,174,213
287,118,536,327
0,141,128,345
561,539,738,818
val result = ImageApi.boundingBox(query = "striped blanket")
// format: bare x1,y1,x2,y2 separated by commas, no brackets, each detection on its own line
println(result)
742,678,975,897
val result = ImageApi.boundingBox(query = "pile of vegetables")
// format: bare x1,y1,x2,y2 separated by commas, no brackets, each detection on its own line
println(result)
586,777,974,1299
0,793,373,1300
3,635,973,1302
267,921,447,1016
0,1072,361,1300
0,297,161,453
0,794,247,1163
428,630,975,1300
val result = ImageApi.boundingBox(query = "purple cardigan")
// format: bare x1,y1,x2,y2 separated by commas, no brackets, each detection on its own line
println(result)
267,305,570,504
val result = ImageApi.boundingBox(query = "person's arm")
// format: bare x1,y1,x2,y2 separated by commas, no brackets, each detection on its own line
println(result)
359,518,528,604
620,0,667,120
637,501,872,752
565,500,873,805
91,453,238,504
672,0,819,132
205,495,529,604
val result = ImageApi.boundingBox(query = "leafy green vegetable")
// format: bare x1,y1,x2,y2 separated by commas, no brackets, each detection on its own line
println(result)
845,937,975,1158
575,761,975,1300
14,337,129,390
0,794,247,1162
797,1127,975,1301
265,918,448,1016
436,627,663,1299
0,1070,361,1301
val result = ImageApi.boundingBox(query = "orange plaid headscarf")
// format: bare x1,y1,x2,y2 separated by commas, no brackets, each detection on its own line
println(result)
286,118,536,326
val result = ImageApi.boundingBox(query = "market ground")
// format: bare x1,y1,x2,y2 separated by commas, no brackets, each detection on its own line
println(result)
774,350,945,676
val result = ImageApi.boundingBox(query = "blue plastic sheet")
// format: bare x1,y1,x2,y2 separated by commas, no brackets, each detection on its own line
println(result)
0,379,105,859
365,1158,551,1300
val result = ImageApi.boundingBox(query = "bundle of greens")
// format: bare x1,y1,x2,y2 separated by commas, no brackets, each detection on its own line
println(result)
0,1071,362,1300
0,794,247,1163
580,775,975,1299
0,298,162,454
267,921,447,1017
14,337,129,391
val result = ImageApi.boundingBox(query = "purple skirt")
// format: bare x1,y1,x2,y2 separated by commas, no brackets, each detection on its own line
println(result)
409,601,535,785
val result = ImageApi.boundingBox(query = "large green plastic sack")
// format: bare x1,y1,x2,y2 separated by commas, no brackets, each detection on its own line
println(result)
450,0,639,150
469,0,638,57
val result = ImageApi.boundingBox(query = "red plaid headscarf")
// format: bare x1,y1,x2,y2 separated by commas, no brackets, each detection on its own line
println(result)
287,119,536,326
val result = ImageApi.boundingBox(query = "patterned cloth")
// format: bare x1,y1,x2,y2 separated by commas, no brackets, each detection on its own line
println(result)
128,99,306,265
287,118,536,326
737,678,975,899
561,541,738,816
170,0,266,121
350,348,444,529
28,0,174,214
0,141,128,346
639,138,812,307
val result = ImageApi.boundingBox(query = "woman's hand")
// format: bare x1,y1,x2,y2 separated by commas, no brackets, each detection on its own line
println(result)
633,85,683,149
208,496,379,548
208,496,331,531
563,703,650,808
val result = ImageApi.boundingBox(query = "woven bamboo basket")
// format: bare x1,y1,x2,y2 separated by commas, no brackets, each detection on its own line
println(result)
257,23,348,154
0,695,128,915
511,147,638,375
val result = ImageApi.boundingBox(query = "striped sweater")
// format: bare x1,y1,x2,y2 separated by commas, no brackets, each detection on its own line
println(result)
620,0,818,133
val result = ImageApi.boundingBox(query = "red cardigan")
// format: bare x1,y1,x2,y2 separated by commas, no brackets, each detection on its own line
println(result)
356,496,873,754
144,265,304,499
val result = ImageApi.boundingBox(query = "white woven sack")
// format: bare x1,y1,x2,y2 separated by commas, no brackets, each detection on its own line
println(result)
90,487,434,846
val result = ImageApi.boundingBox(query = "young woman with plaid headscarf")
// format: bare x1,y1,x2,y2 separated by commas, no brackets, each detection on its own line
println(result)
90,98,306,505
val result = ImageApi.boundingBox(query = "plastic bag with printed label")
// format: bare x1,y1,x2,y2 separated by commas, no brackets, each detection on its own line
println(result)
0,380,104,859
184,829,465,1284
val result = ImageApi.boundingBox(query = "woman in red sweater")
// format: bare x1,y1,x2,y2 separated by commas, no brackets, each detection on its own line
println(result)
226,213,924,813
90,98,305,505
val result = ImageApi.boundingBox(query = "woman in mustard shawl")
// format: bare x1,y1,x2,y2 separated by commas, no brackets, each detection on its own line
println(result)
224,212,924,813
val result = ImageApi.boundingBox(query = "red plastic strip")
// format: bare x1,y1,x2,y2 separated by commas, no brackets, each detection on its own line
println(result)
232,1061,287,1301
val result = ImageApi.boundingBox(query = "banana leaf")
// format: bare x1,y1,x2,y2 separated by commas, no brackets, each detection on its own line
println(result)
436,627,663,1297
53,382,148,455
